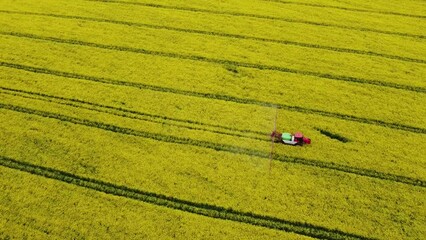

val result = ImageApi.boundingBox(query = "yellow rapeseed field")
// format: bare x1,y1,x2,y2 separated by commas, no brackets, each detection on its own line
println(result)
1,0,425,239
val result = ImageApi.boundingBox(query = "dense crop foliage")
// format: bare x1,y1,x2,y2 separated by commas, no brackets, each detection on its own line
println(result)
1,0,425,239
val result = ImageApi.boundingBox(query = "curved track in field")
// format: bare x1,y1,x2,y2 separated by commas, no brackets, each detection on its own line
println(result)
1,61,425,134
1,103,425,188
262,0,426,19
0,10,423,64
2,31,424,94
1,0,425,238
86,0,426,39
0,156,372,240
0,87,267,141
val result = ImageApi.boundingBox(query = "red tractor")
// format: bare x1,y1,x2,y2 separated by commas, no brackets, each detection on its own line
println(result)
270,131,311,146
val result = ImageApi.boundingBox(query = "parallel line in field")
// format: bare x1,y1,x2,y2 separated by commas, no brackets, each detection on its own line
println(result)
1,61,425,135
263,0,426,19
1,31,424,94
0,156,370,240
0,87,264,135
0,87,267,142
1,103,425,188
0,10,423,64
85,0,426,39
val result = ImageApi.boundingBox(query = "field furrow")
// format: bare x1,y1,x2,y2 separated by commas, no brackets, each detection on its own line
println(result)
0,167,309,239
1,0,425,238
2,0,424,60
1,108,425,239
1,102,425,188
275,0,426,16
1,61,425,134
1,10,423,64
85,0,425,39
0,87,266,141
0,156,370,240
2,31,424,93
261,0,426,19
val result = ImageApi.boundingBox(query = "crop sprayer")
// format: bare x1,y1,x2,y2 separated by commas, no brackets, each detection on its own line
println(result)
268,107,312,171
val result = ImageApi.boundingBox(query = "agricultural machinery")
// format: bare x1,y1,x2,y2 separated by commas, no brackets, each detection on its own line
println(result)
268,108,311,172
270,131,311,146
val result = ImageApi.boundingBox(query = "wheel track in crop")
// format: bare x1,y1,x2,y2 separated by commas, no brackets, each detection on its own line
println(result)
1,103,425,188
0,156,372,240
0,10,423,64
85,0,426,39
262,0,426,19
1,31,425,94
0,87,267,142
1,61,425,135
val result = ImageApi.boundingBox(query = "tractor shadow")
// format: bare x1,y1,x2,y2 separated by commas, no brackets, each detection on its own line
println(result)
315,128,350,143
